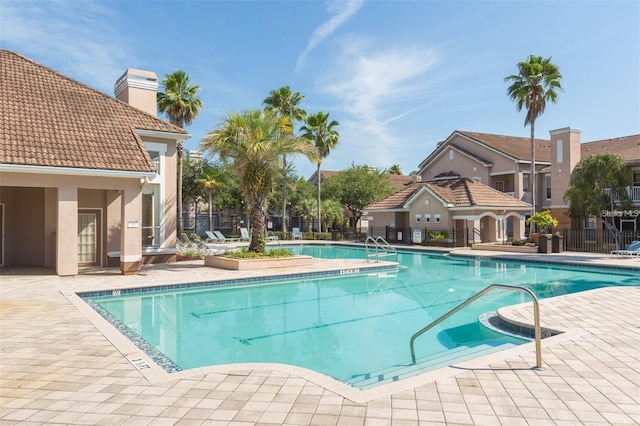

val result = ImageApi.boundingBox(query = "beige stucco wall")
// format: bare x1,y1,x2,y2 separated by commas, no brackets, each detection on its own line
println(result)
0,187,45,266
0,171,146,275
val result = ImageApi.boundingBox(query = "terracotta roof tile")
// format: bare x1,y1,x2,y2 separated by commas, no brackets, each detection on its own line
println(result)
0,49,187,172
581,134,640,163
457,131,552,162
367,178,531,210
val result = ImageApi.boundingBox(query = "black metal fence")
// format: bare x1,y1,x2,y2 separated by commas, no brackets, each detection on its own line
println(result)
369,226,468,247
561,229,639,253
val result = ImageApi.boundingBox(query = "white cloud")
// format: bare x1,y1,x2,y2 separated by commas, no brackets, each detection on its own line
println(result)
0,0,137,92
295,0,364,71
318,37,441,170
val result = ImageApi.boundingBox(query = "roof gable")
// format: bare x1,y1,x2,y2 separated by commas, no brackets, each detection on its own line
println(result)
0,49,187,172
366,177,532,211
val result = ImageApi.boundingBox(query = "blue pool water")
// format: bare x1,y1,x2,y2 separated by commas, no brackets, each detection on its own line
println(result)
86,245,638,389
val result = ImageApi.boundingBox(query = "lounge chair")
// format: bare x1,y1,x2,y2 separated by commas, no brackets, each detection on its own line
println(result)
240,227,251,241
204,231,219,242
611,240,640,257
292,227,302,240
213,230,240,243
266,231,278,242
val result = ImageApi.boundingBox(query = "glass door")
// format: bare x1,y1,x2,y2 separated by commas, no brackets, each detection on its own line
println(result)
78,213,97,265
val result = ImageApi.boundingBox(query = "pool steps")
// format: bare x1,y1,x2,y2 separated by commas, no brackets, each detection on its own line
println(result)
350,341,519,389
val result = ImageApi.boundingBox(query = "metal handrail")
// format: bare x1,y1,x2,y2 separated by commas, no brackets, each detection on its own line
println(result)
409,284,542,369
365,236,398,262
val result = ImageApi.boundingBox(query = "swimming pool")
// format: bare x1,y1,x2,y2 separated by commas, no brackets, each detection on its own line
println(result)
83,245,639,389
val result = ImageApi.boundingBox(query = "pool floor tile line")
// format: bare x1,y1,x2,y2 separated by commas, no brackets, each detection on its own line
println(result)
1,253,639,424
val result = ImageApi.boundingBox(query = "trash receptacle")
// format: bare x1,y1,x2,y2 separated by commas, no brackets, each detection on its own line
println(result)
538,234,552,253
552,234,563,253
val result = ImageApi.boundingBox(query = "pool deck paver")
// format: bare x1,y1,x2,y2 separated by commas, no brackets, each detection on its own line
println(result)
1,245,639,425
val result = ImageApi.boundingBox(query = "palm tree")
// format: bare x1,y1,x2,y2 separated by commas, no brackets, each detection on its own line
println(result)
157,70,203,233
321,199,345,231
201,109,317,252
300,111,340,232
387,164,403,175
198,167,221,233
263,86,307,234
505,55,562,232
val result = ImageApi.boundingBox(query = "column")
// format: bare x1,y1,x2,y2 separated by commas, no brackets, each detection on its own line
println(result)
120,185,143,275
56,185,78,276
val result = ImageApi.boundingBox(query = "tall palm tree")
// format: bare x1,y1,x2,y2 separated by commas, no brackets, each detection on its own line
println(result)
157,70,203,233
505,55,562,232
198,167,221,233
201,109,317,253
263,86,307,234
300,111,339,232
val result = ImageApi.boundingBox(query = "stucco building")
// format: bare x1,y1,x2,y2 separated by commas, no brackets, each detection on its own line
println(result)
366,127,639,244
0,50,188,275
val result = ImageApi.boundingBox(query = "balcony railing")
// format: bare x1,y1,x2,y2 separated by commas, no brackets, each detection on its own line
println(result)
604,186,640,202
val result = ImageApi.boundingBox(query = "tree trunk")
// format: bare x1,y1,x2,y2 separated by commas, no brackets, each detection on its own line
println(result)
282,154,287,234
247,193,267,253
177,142,184,233
529,120,536,236
316,163,322,232
208,191,213,231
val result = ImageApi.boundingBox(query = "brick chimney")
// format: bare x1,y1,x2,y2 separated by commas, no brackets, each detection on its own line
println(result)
114,68,159,117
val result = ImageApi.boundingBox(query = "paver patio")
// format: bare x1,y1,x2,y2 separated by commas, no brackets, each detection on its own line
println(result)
1,247,639,425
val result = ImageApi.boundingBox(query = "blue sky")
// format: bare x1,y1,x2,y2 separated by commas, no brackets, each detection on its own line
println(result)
2,0,639,179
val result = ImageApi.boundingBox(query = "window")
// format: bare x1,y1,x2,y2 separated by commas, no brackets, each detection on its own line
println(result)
415,214,421,223
425,214,431,223
557,139,563,163
471,177,481,183
495,181,504,192
546,175,551,199
449,149,454,160
142,186,160,247
435,214,441,223
148,151,160,174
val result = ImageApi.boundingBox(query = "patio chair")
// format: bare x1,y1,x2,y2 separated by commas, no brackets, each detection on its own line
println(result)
266,231,279,242
240,227,251,241
611,240,640,257
292,227,302,240
213,230,240,243
204,230,219,242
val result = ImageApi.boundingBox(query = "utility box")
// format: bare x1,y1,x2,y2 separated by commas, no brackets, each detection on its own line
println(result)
412,229,423,244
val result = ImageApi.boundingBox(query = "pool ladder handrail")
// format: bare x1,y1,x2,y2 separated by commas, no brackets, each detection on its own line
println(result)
409,283,542,369
365,236,398,263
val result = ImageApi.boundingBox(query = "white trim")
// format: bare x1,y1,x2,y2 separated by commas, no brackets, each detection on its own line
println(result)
0,164,155,179
490,170,517,176
548,204,569,209
120,254,143,262
144,141,168,248
449,206,531,211
136,128,190,141
549,127,581,136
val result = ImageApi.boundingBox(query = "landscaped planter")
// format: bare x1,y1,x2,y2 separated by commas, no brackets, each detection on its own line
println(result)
471,243,538,253
205,255,314,270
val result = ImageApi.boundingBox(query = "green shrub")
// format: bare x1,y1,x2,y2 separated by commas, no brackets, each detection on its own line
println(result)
427,231,449,240
224,248,294,259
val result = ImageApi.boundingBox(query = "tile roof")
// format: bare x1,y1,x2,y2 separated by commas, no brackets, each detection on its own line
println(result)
0,49,187,172
581,134,640,163
366,178,532,210
457,131,552,162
